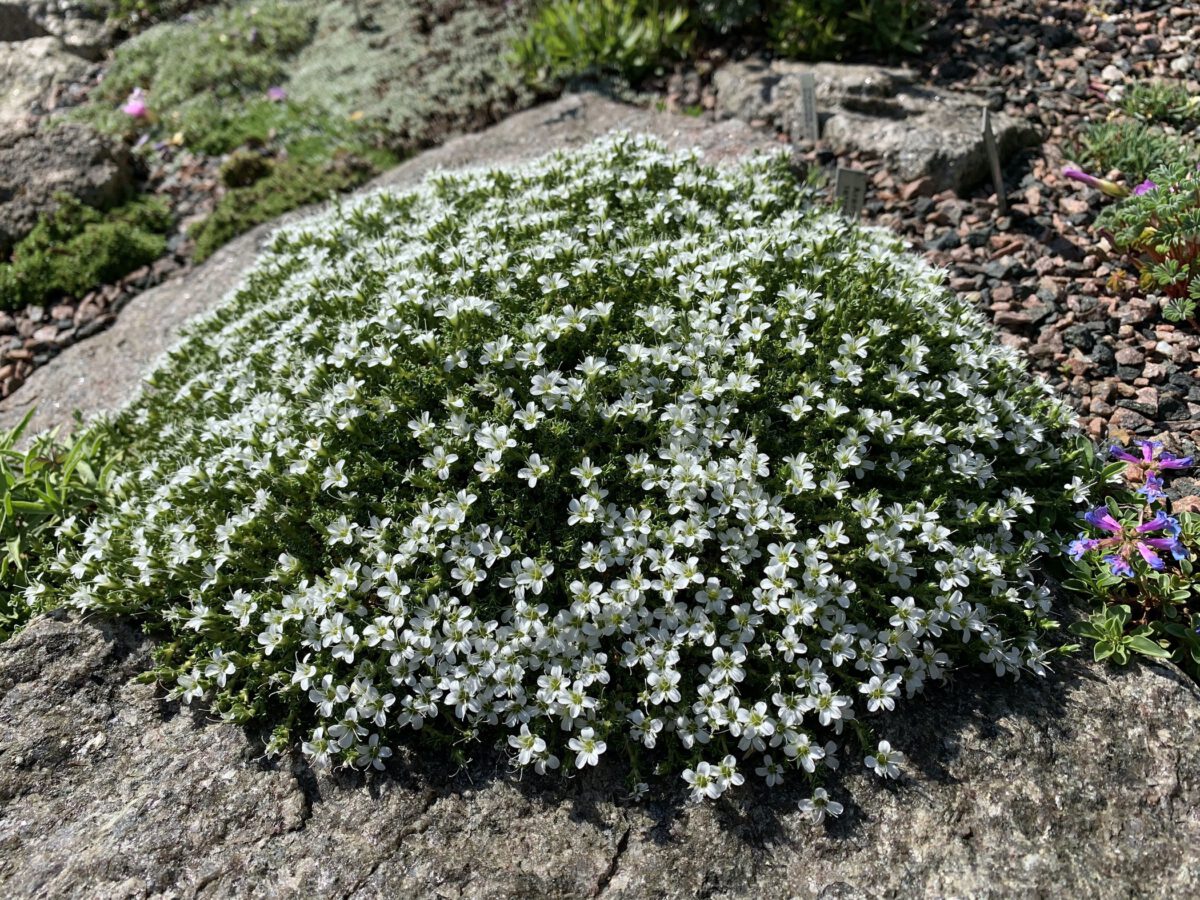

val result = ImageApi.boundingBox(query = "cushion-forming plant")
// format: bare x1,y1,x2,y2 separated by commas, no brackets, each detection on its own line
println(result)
35,135,1080,808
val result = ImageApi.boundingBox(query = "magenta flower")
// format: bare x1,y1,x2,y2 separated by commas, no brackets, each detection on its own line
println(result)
1062,167,1129,199
121,87,148,119
1073,506,1187,576
1133,179,1157,196
266,86,287,102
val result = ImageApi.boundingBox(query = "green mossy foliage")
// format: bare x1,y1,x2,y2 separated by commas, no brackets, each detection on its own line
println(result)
38,138,1080,787
767,0,929,60
191,152,378,262
0,195,172,311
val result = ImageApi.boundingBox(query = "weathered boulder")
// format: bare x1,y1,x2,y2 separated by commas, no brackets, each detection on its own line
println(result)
0,35,89,127
714,58,1040,194
0,91,1197,897
0,611,1197,898
0,1,111,59
0,120,134,257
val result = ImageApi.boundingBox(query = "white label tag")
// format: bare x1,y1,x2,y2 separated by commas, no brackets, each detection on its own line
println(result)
834,168,867,219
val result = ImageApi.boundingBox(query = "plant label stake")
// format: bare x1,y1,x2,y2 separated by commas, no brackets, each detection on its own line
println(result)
981,108,1008,215
835,167,867,219
798,72,820,142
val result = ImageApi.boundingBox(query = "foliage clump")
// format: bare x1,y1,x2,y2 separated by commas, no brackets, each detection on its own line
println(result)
1120,80,1200,129
1065,439,1198,678
191,151,378,262
0,195,171,311
37,136,1079,804
1096,161,1200,325
85,0,317,151
0,414,115,640
514,0,693,84
1071,119,1198,185
767,0,929,60
514,0,931,86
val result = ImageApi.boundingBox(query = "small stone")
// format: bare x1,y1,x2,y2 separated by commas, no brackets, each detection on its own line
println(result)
1143,362,1169,382
902,176,934,200
30,325,58,345
1110,407,1152,431
1119,299,1156,324
1100,64,1125,83
994,310,1034,328
1115,347,1145,366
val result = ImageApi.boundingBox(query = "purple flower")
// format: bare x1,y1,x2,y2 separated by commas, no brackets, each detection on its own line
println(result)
1073,506,1190,576
1084,507,1122,533
1111,440,1192,483
1102,553,1135,577
267,86,287,102
1138,472,1166,502
1062,167,1129,198
1133,179,1157,196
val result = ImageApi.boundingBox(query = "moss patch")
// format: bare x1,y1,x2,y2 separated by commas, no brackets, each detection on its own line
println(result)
285,0,535,154
190,152,376,262
0,196,172,310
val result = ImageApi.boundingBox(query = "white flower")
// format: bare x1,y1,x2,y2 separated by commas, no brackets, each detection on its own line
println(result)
568,727,606,769
798,787,843,824
865,740,905,779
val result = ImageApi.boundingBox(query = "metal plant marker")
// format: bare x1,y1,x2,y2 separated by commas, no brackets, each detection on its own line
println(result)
798,72,820,142
981,108,1008,215
835,167,867,219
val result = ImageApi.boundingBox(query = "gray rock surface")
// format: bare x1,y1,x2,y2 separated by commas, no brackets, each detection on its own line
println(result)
0,1,111,59
714,58,1040,194
0,120,133,258
0,35,89,127
0,611,1198,898
0,92,779,438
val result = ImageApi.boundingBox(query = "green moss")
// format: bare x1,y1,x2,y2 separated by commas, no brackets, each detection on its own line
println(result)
0,196,172,311
89,1,218,35
190,153,380,262
73,1,534,272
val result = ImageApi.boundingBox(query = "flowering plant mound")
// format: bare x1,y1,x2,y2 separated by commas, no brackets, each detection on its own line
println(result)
1065,440,1199,676
35,135,1080,806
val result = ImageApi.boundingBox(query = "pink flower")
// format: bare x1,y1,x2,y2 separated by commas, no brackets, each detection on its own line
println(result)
121,88,148,119
266,86,287,102
1133,179,1158,196
1062,167,1129,199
